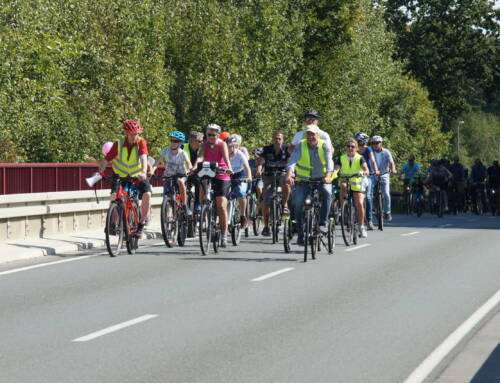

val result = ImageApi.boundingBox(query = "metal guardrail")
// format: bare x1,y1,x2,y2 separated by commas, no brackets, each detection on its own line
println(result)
0,187,164,241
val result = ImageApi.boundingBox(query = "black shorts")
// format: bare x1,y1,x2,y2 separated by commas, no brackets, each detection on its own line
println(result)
111,175,152,197
213,179,231,197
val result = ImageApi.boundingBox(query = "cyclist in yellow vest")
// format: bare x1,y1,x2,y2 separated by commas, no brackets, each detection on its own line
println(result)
336,138,369,238
98,120,152,238
286,124,333,246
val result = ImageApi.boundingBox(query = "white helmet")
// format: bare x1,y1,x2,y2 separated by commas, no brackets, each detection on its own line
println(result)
233,134,242,144
371,135,383,143
206,123,221,133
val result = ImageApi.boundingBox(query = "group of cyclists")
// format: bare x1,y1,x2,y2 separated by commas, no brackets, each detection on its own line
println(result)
93,110,499,256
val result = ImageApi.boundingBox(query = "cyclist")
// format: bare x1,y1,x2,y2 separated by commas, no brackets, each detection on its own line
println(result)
371,135,397,222
153,131,193,215
291,110,333,152
470,158,487,211
192,124,233,247
286,124,333,246
487,160,500,213
255,131,291,236
425,159,452,212
355,132,379,230
226,134,252,228
336,139,370,238
184,131,204,212
448,156,467,212
233,134,250,159
250,148,264,201
401,155,420,188
98,120,152,238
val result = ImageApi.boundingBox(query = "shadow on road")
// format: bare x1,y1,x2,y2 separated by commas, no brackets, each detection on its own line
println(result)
384,214,500,231
470,343,500,383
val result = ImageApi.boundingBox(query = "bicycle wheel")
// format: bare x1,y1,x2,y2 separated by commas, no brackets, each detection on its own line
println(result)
341,200,353,246
327,218,335,254
177,211,187,247
376,191,384,231
310,212,317,260
231,204,242,246
271,198,278,244
212,209,220,253
105,202,124,257
161,198,177,247
244,194,251,238
283,216,292,253
476,192,484,215
126,201,140,254
303,211,310,262
352,202,358,245
199,204,212,255
251,196,262,236
405,190,411,215
416,197,423,217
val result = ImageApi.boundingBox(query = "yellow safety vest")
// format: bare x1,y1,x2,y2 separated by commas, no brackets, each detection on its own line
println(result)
295,139,326,180
340,153,363,191
112,136,142,177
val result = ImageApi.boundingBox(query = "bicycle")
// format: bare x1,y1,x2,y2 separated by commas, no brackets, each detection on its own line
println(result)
196,162,227,255
402,180,412,215
153,175,188,248
339,173,361,247
102,176,142,257
428,183,446,218
372,171,390,231
298,180,335,262
186,179,198,238
227,179,244,246
266,169,284,244
246,178,262,237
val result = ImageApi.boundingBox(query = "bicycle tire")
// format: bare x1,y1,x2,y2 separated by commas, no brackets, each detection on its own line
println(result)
177,211,187,247
283,216,291,253
199,204,212,255
251,196,262,236
476,191,484,215
327,218,335,254
352,202,358,245
271,198,278,244
341,200,353,246
376,191,384,231
105,202,124,257
231,203,242,246
126,200,140,254
416,198,423,217
213,209,220,253
310,212,317,260
161,198,177,247
303,212,310,262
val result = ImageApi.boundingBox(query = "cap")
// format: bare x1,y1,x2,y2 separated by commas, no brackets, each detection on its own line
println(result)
305,124,320,134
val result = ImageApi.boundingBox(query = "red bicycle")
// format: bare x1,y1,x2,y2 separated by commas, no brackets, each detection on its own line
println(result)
102,176,142,256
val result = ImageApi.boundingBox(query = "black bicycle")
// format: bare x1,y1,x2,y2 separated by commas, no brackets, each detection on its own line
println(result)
197,162,226,255
372,171,390,231
246,178,262,237
298,180,335,262
339,173,362,247
265,169,284,244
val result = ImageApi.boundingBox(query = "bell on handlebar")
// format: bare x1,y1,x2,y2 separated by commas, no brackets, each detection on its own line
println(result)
85,173,102,187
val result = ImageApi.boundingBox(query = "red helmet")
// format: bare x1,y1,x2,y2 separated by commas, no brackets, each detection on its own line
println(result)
123,119,143,133
219,131,230,141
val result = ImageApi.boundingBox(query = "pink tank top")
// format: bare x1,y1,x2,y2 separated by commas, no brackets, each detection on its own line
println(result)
203,141,230,181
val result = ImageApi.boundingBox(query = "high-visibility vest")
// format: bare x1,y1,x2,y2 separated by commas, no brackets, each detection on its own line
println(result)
295,139,326,180
340,153,362,191
111,136,142,177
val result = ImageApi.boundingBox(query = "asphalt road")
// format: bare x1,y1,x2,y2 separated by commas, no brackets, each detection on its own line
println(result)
0,214,499,383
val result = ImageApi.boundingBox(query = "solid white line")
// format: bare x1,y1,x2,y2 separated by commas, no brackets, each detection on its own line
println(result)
403,288,500,383
0,254,103,276
401,232,420,237
73,314,158,342
345,244,371,252
251,267,295,282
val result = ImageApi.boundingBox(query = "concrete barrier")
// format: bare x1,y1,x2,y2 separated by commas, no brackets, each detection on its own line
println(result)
0,188,164,241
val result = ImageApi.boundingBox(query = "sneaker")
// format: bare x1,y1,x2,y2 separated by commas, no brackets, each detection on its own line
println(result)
359,225,368,238
221,236,227,248
367,221,374,231
136,223,144,238
384,213,392,222
261,227,271,236
240,216,249,229
319,224,328,233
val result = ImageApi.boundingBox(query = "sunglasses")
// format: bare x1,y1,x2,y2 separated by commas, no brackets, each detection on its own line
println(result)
207,133,217,137
373,142,382,144
346,145,356,148
170,139,180,143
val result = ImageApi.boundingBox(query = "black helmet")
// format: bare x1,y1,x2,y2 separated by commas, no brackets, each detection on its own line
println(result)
304,109,320,120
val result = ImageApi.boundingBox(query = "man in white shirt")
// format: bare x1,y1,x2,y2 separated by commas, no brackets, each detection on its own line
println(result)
291,110,333,151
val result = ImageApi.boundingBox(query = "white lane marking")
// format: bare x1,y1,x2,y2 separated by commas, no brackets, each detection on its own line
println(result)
439,224,453,228
403,288,500,383
0,254,105,276
251,267,295,282
401,232,420,237
73,314,158,342
345,244,371,252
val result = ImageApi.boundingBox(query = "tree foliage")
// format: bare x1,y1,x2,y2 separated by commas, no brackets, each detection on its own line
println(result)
0,0,447,166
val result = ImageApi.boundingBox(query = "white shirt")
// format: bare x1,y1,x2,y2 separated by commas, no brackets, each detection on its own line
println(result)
156,148,189,176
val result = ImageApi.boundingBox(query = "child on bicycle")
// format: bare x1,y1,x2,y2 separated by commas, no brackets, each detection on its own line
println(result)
153,131,193,215
335,138,369,238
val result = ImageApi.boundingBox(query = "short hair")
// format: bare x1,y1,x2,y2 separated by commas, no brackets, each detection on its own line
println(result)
189,131,204,141
346,138,358,150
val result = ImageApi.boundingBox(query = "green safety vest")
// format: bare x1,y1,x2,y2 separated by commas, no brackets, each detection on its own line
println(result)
340,153,363,192
295,139,326,180
112,136,142,177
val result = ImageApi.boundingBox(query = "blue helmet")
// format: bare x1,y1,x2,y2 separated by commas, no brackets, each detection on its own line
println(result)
169,130,186,142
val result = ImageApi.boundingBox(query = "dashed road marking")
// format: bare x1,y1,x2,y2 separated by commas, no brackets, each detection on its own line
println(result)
401,232,420,237
251,267,295,282
345,244,372,252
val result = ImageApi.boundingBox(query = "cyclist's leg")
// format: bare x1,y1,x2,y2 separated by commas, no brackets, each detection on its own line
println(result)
291,183,307,242
380,176,391,215
279,174,291,211
138,180,152,225
214,179,230,235
353,191,365,227
364,175,374,224
235,181,248,222
261,175,273,229
319,183,333,226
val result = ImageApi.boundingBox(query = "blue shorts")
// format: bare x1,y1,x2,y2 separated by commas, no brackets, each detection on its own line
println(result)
231,180,248,198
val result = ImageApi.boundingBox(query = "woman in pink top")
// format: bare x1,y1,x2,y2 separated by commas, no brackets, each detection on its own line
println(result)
192,123,233,247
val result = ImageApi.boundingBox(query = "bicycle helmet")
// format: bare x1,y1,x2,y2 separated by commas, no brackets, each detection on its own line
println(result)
219,131,230,141
304,109,320,120
371,135,383,143
206,123,221,133
354,132,369,144
233,134,242,144
123,119,143,133
169,130,186,142
225,135,238,147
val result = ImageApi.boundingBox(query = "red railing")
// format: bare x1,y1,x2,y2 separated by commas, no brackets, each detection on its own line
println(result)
0,163,163,195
